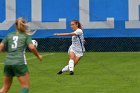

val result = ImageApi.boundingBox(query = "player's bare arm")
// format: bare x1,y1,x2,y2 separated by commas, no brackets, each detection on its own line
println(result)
28,44,42,61
54,32,76,36
0,43,4,52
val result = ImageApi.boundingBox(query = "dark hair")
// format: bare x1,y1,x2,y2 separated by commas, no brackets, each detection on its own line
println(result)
71,20,83,29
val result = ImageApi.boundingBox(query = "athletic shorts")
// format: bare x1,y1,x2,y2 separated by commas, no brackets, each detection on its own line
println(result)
68,47,84,57
4,65,29,77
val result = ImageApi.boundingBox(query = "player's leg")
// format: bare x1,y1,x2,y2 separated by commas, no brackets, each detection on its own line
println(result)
14,65,29,93
57,51,76,75
18,73,30,93
0,65,14,93
74,51,83,66
71,52,84,74
62,65,69,72
57,64,69,74
68,51,76,75
0,76,13,93
74,56,81,66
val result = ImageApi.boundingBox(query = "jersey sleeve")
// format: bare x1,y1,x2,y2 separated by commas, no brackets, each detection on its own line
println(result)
2,35,8,45
74,29,83,35
26,35,32,45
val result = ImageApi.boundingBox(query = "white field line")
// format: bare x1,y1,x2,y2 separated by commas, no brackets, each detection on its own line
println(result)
0,53,55,65
27,53,55,61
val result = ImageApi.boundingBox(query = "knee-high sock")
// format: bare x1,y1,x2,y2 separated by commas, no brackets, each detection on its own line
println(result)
68,59,74,71
21,88,29,93
62,65,69,72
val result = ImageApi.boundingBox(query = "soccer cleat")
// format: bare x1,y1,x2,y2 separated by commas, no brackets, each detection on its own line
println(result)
70,71,74,75
57,71,63,75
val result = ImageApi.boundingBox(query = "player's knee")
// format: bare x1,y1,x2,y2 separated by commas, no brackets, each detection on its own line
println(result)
20,82,29,88
69,55,75,60
21,84,29,88
69,57,75,60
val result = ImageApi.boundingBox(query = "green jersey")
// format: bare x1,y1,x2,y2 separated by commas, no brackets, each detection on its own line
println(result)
2,32,32,65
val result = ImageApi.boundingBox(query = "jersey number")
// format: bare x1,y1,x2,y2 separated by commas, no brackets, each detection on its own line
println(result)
12,36,19,49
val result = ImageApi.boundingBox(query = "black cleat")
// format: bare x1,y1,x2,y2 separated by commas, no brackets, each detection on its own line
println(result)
57,71,63,75
70,71,74,75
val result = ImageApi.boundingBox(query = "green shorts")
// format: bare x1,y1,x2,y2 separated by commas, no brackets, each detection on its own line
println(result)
4,65,29,77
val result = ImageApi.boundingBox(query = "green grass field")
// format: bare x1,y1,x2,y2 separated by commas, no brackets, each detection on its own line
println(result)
0,52,140,93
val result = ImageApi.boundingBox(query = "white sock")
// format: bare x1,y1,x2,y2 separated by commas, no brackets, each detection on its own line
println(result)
68,59,74,72
62,65,69,72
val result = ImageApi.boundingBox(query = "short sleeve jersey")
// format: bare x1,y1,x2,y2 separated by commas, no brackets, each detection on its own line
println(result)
71,29,85,52
2,32,32,65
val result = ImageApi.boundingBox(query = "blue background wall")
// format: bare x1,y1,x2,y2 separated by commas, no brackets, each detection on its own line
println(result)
0,0,140,38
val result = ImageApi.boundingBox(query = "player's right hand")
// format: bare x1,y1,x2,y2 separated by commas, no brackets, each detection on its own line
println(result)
38,55,43,61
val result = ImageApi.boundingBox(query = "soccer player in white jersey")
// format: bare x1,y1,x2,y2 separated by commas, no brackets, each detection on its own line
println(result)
54,20,85,75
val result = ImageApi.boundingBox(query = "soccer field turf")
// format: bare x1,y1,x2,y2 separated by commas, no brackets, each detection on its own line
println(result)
0,52,140,93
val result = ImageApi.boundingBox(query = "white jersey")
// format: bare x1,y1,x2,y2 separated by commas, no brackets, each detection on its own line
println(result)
69,28,85,53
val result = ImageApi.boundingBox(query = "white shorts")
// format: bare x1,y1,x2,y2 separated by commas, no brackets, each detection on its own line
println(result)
68,47,84,57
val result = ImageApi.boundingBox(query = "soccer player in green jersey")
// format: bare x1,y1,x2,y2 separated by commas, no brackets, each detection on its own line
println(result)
0,18,42,93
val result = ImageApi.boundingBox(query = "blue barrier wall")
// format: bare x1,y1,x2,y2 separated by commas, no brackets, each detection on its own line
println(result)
0,0,140,38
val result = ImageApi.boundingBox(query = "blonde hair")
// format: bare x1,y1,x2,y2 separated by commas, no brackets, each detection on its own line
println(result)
15,18,26,33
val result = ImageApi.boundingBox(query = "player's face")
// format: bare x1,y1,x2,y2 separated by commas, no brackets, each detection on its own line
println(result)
70,21,78,31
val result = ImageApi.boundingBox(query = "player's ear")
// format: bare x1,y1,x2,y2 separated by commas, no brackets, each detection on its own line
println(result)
75,23,79,27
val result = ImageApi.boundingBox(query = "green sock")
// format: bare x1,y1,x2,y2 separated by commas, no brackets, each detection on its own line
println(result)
21,88,29,93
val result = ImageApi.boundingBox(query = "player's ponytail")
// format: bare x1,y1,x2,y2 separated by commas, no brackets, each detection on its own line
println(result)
71,20,83,29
